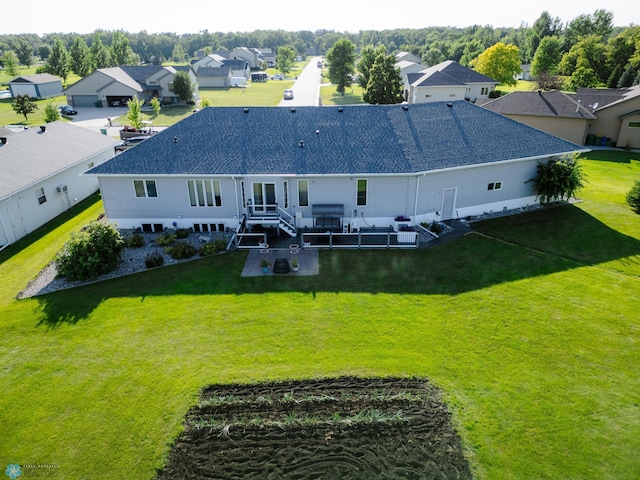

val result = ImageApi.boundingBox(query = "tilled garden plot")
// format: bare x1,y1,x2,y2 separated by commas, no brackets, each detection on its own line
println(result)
157,376,472,480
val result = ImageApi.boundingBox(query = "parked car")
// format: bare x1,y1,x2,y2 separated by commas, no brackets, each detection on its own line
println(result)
59,105,77,115
272,74,284,80
283,89,294,100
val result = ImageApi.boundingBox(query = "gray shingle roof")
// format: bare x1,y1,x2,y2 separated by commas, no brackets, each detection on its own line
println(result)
481,91,596,119
0,122,120,199
86,101,586,178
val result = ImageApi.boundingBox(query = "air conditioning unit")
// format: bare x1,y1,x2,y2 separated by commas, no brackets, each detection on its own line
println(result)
56,185,68,193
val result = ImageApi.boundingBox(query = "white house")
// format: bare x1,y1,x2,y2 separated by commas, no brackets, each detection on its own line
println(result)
0,122,120,248
85,102,587,239
406,61,499,104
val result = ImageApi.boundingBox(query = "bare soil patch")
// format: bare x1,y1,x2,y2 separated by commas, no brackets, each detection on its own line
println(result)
156,376,472,480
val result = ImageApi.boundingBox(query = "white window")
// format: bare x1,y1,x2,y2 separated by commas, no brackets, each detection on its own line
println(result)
283,181,289,209
298,179,309,207
35,187,47,205
134,180,158,198
487,181,503,191
356,179,368,206
187,179,221,207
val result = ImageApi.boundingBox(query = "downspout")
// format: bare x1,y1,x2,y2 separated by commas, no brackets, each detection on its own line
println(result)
413,174,424,219
233,177,240,221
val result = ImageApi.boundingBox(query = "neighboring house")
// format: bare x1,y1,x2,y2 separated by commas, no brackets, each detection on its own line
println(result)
256,48,275,68
517,64,532,81
574,85,640,149
0,122,120,248
192,55,250,87
405,61,498,104
63,65,198,107
229,47,262,69
8,73,63,99
395,51,422,65
481,91,596,145
192,53,226,71
85,102,586,236
395,60,427,84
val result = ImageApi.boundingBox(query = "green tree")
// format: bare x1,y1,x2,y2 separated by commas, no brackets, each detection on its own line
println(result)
275,45,296,77
473,42,521,87
525,11,563,63
11,94,38,121
357,44,385,89
565,9,614,50
110,31,135,66
362,50,404,105
171,43,187,62
535,154,586,204
617,64,637,87
38,44,51,62
126,97,144,130
14,38,34,67
150,96,161,116
1,51,19,77
54,221,125,280
91,33,112,68
44,100,60,123
625,180,640,213
559,35,610,84
326,38,356,95
70,37,94,77
45,38,70,82
530,36,562,77
568,65,600,91
169,71,195,103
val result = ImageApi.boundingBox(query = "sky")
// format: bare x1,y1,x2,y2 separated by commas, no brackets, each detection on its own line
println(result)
4,0,639,36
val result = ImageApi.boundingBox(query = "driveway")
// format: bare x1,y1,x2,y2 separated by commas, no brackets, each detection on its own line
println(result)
279,56,324,107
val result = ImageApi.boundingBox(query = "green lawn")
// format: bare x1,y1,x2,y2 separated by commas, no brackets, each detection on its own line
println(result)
1,156,639,477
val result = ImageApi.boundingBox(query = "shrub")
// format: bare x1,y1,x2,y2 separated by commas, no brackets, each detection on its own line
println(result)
125,232,145,248
199,239,227,256
156,233,176,246
429,221,443,235
175,228,190,239
144,252,164,269
167,241,196,259
55,221,124,280
535,153,586,204
626,180,640,213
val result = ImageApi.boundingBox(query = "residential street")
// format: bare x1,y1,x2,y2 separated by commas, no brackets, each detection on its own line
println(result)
278,56,326,107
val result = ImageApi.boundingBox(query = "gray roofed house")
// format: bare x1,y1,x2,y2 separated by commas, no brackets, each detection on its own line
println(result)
405,60,498,104
574,86,640,149
63,65,198,108
481,90,596,145
0,122,120,247
86,101,587,238
8,73,63,99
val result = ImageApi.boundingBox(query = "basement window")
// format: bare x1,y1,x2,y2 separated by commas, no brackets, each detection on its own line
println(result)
487,181,503,191
35,187,47,205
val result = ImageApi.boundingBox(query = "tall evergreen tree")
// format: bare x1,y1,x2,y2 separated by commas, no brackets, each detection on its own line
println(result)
357,45,385,89
362,51,404,105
